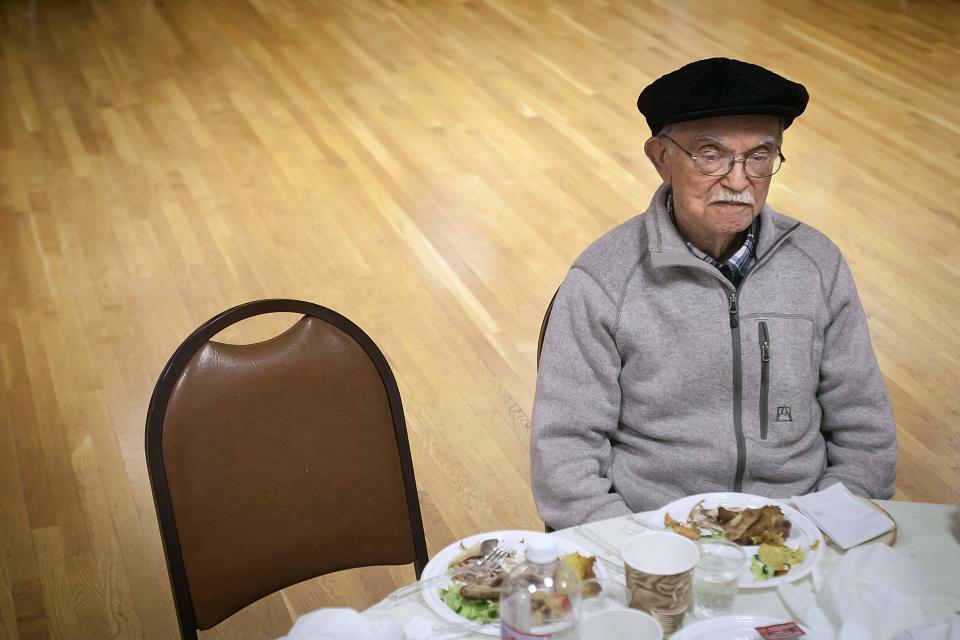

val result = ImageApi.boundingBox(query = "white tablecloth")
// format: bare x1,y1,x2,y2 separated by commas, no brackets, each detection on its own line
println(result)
363,500,960,635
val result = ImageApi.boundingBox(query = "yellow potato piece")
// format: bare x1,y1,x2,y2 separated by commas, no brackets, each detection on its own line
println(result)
757,542,805,572
562,552,600,596
561,552,597,580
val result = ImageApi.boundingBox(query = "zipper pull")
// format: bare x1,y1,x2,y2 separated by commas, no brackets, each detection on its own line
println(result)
759,321,770,361
728,292,739,328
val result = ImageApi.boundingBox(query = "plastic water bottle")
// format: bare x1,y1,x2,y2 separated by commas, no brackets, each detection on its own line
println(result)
499,533,581,640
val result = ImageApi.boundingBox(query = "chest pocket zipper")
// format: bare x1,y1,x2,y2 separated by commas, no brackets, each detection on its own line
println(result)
759,321,770,440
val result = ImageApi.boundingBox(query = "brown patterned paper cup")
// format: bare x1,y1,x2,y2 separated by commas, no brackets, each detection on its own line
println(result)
622,532,700,635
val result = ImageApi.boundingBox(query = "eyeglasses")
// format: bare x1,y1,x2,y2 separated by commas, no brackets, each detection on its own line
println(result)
660,134,785,178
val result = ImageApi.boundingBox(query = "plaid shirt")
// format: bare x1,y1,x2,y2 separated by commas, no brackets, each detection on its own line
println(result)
667,190,759,287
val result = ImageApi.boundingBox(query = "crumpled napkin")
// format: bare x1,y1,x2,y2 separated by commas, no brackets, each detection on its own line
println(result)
891,619,960,640
400,616,436,639
778,544,953,640
280,610,474,640
280,608,403,640
792,483,894,549
402,615,489,639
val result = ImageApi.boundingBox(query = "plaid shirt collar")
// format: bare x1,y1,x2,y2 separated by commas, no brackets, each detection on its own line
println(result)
666,190,759,286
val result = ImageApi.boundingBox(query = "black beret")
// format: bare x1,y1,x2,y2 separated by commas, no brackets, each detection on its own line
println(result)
637,58,809,135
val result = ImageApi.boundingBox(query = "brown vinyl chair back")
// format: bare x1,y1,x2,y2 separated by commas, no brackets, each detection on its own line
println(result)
145,299,428,639
536,288,560,369
536,288,560,533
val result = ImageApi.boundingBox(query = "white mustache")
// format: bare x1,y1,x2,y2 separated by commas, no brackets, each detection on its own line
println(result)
709,189,755,205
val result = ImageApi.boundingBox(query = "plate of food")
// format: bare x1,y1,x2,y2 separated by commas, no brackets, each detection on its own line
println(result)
651,493,825,589
420,530,605,635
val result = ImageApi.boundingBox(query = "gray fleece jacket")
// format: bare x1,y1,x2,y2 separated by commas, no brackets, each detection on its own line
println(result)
531,185,897,530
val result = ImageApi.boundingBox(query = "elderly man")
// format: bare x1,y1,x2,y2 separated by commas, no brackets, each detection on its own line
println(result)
531,58,897,530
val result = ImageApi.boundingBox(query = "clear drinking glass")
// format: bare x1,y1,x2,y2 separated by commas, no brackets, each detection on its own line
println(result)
579,577,629,615
693,540,746,618
577,578,664,640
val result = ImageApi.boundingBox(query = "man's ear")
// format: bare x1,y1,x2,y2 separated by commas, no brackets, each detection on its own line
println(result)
644,136,671,184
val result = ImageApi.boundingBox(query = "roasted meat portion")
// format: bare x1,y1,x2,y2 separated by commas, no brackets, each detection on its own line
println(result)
720,505,791,545
459,569,507,599
717,506,739,525
448,539,511,600
665,501,792,546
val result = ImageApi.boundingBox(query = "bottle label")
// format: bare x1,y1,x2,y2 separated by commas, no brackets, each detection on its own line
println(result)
500,621,556,640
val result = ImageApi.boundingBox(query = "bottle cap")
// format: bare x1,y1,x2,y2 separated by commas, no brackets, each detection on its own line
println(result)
525,533,559,564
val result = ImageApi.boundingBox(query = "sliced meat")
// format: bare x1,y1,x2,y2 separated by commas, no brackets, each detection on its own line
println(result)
743,505,790,544
460,583,502,600
740,506,782,544
690,501,724,533
717,506,739,525
723,506,792,545
474,569,506,587
770,514,791,540
722,509,761,543
665,513,702,541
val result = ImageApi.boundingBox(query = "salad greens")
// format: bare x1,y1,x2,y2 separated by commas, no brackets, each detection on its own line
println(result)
440,584,498,623
751,554,775,581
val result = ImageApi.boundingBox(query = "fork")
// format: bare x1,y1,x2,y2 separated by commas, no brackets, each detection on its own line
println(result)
376,543,511,606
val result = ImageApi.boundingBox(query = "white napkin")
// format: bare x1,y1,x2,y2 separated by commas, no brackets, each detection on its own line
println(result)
400,616,436,639
792,483,894,549
778,544,951,640
891,619,960,640
402,615,488,640
280,608,403,640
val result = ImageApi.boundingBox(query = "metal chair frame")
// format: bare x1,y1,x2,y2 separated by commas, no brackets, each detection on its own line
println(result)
145,299,428,639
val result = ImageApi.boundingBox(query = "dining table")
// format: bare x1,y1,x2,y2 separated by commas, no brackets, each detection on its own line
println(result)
362,500,960,638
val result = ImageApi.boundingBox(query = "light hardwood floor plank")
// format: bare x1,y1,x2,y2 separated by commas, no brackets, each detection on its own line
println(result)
1,1,958,638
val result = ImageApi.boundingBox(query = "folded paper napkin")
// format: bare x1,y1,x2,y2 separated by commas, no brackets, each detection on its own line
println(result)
792,483,894,549
280,608,403,640
778,544,955,640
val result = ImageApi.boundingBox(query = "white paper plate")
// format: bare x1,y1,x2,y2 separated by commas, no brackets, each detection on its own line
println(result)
673,615,804,639
420,530,606,636
651,492,825,589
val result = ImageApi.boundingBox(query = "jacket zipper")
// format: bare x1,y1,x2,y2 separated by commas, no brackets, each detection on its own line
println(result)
725,222,800,493
728,291,746,492
759,321,770,440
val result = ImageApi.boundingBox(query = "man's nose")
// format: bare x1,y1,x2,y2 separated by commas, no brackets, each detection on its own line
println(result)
721,160,751,191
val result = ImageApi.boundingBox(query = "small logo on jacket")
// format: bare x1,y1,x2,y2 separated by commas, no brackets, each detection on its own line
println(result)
776,406,793,422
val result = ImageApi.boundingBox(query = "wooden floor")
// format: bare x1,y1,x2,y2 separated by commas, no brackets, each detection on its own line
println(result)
1,0,958,638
